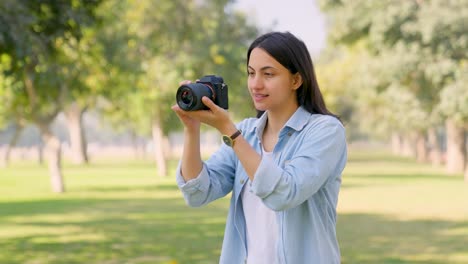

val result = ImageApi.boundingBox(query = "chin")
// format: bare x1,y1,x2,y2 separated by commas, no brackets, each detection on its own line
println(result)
253,104,267,112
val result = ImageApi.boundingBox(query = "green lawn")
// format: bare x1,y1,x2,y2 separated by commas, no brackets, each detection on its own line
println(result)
0,149,467,264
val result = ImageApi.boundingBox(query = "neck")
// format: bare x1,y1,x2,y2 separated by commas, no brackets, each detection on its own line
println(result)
265,103,299,134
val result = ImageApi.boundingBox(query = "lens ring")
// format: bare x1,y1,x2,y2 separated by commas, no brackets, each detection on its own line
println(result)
176,83,213,111
176,86,196,110
203,84,216,102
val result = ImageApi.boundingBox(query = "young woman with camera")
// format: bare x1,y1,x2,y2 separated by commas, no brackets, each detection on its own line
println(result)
172,31,347,264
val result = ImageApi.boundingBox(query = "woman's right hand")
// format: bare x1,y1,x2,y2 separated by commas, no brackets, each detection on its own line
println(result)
171,80,201,133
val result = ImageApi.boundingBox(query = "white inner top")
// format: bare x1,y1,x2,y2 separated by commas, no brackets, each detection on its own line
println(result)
241,150,278,264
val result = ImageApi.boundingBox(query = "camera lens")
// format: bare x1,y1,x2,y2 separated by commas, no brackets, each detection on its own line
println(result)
176,83,213,111
181,90,193,105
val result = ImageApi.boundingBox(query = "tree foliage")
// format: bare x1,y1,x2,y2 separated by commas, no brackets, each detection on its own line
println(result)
95,0,258,137
319,0,468,138
0,0,103,191
0,0,102,121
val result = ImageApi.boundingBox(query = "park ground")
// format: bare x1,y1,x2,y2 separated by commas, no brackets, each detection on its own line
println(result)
0,147,467,264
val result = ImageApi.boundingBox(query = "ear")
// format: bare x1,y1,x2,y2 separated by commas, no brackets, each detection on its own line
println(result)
291,73,303,90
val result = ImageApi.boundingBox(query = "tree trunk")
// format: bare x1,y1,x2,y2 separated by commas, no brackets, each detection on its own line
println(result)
65,102,88,164
401,133,416,158
37,142,44,165
152,118,167,177
1,124,23,168
445,119,466,174
38,123,65,193
415,131,428,163
129,130,144,159
140,138,148,159
391,132,403,155
427,127,442,166
23,63,64,191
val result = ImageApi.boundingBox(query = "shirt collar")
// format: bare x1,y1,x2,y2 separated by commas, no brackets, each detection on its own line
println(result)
251,106,311,138
283,106,311,131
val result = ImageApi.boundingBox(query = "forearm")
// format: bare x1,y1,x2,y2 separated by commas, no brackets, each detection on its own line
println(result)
180,129,203,181
232,135,261,181
218,122,261,181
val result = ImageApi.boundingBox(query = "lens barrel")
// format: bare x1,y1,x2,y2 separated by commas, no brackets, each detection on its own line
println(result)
176,83,213,111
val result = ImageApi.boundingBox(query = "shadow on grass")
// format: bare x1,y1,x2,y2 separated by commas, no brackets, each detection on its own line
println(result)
338,213,468,264
1,196,467,264
0,196,228,264
2,152,466,264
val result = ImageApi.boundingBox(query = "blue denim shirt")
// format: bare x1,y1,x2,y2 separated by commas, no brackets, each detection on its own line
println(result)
176,106,347,264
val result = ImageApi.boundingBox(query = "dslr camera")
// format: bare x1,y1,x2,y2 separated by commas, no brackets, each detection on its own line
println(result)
176,75,228,111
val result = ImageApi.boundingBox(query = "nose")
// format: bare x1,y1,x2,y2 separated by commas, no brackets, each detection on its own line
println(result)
248,75,263,90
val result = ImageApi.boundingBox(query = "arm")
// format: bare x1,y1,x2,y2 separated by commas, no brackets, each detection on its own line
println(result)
172,99,236,207
171,104,204,181
180,127,203,181
186,97,262,181
230,131,262,180
175,144,236,207
251,117,347,211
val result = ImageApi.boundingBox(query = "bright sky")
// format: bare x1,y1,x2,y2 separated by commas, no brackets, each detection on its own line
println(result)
232,0,327,58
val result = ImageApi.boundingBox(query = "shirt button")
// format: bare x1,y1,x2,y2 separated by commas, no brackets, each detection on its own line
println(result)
240,179,245,184
287,132,292,136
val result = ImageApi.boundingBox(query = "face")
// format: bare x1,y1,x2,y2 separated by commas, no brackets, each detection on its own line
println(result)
247,48,302,113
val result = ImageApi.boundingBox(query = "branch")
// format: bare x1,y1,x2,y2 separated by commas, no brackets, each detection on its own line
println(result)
23,62,38,113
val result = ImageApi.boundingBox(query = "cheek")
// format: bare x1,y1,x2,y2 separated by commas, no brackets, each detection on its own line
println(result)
247,78,254,90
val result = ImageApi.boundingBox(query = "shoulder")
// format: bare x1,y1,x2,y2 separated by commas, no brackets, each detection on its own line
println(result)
309,114,343,127
298,114,347,153
306,114,345,136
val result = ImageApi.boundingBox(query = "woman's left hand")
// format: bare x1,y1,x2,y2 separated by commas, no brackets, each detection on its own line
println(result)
185,96,238,135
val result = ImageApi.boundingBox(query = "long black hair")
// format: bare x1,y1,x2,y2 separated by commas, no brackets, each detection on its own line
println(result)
247,31,340,121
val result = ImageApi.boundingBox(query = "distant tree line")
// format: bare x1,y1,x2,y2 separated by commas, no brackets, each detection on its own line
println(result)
0,0,259,192
2,0,466,193
318,0,467,181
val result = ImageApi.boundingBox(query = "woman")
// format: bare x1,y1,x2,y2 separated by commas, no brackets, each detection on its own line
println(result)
172,31,347,264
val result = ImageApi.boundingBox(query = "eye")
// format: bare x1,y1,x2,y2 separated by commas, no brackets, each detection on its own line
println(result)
247,71,255,76
264,72,274,77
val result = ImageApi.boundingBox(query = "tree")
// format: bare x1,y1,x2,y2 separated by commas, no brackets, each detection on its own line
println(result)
437,64,468,178
0,61,27,167
57,29,104,165
0,0,102,192
94,0,258,176
319,0,467,174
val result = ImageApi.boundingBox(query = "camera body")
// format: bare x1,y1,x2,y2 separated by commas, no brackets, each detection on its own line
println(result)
176,75,229,111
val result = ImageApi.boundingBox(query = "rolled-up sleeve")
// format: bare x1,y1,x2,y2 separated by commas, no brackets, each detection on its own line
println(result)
176,144,237,207
250,117,347,211
176,162,211,194
250,154,282,197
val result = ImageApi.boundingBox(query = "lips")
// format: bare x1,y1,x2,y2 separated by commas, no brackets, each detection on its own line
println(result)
253,93,268,102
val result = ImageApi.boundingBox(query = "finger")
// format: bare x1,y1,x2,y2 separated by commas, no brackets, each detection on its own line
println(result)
171,104,189,118
179,80,192,86
171,104,183,113
202,96,219,112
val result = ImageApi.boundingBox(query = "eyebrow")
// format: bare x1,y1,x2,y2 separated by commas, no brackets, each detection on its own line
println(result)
248,65,277,71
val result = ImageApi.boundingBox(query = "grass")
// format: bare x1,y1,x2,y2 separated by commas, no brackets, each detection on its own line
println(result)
338,149,468,263
0,149,467,264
